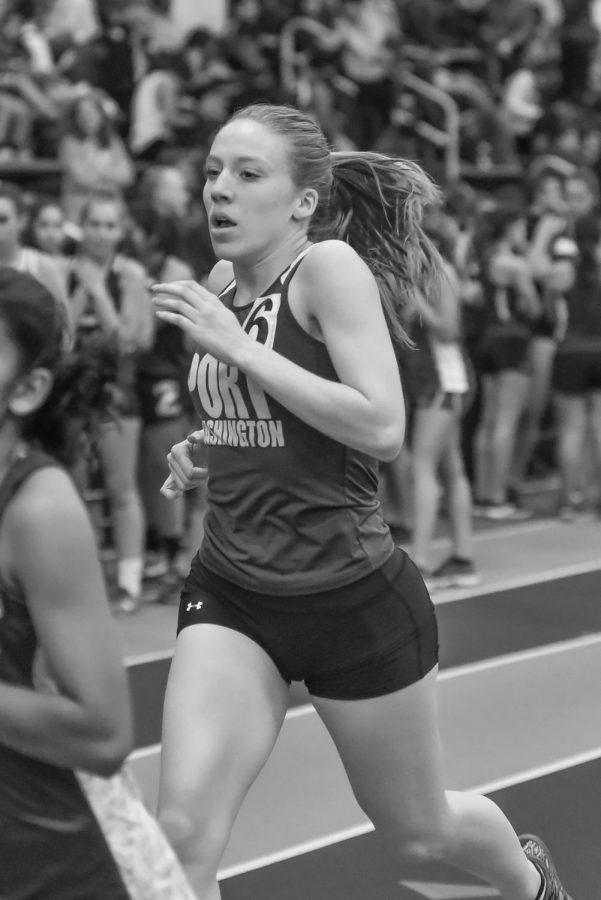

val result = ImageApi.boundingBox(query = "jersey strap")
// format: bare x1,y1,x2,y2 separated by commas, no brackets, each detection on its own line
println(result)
0,449,56,530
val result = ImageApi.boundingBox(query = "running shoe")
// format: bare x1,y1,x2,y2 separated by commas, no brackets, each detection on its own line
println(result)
144,552,170,580
428,555,481,589
519,834,573,900
112,587,142,616
557,496,592,523
480,501,532,521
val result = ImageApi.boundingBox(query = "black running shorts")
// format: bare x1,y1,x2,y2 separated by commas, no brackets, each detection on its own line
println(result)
553,341,601,394
478,323,531,375
177,547,439,700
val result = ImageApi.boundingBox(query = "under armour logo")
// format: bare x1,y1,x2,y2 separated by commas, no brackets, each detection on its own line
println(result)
187,601,204,612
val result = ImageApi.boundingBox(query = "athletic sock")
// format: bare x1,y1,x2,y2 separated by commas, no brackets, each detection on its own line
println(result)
117,556,144,598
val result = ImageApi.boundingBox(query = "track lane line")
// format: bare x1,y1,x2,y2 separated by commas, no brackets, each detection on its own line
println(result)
216,746,601,881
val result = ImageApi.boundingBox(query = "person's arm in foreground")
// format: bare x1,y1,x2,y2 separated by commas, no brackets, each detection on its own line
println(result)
0,467,133,776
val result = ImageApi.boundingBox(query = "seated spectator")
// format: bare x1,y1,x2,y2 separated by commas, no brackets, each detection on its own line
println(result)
176,29,238,151
438,0,538,85
0,7,61,158
329,0,401,149
129,50,186,162
502,46,555,158
222,0,281,107
58,88,135,230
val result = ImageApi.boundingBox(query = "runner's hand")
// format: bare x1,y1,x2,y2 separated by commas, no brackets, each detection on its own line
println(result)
151,280,250,366
161,430,208,498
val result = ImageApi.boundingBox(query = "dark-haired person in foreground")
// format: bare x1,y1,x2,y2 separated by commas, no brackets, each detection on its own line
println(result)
0,268,132,898
154,104,574,900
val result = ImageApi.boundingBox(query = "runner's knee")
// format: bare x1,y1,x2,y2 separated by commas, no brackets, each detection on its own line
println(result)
158,804,230,871
378,815,455,866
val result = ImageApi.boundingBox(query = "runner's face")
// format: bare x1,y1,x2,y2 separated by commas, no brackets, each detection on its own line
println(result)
203,119,307,262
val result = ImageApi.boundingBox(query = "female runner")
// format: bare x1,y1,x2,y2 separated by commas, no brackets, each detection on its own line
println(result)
153,103,572,900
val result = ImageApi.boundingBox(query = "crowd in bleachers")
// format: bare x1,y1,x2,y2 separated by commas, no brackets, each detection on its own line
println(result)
0,0,600,607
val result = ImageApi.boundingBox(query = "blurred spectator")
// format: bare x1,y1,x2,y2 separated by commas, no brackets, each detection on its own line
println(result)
65,192,154,615
547,209,601,519
401,213,479,587
58,88,135,229
128,204,197,600
438,0,539,83
473,205,540,518
222,0,281,107
508,170,568,499
560,0,599,102
61,3,153,135
176,28,238,150
24,194,71,257
38,0,99,47
329,0,400,148
135,161,215,280
129,50,185,162
502,46,560,159
0,181,67,306
0,6,60,157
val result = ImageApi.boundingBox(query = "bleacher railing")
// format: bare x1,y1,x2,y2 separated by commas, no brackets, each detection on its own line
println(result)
280,18,461,184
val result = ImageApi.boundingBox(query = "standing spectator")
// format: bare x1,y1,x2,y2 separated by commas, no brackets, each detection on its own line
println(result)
24,196,71,259
128,204,197,600
65,193,154,614
473,207,540,518
58,89,135,230
402,214,479,587
135,161,215,280
509,171,568,503
548,213,601,519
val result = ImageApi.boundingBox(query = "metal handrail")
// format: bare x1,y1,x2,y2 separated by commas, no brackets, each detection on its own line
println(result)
280,16,339,96
397,70,461,183
279,17,461,183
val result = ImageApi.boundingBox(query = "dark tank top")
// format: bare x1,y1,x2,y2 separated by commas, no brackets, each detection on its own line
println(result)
188,246,394,593
67,255,140,417
0,450,129,900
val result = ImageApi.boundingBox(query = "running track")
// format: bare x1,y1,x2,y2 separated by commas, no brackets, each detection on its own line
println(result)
122,519,601,897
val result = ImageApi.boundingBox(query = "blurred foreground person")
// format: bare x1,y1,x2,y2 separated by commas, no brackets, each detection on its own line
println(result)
0,268,195,899
0,268,132,898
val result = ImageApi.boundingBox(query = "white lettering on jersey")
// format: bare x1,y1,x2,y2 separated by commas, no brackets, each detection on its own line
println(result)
188,293,285,447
